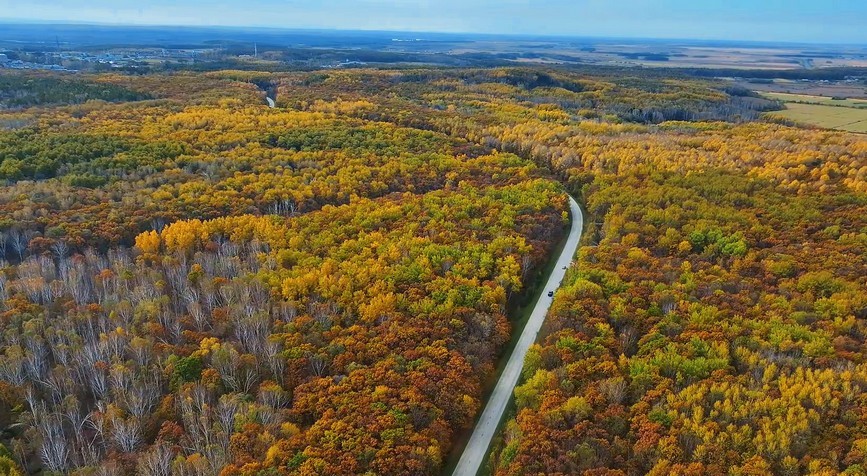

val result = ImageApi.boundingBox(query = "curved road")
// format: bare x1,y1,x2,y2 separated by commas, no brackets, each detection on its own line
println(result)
452,195,583,476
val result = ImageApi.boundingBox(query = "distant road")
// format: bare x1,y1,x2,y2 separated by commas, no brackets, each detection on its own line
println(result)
452,196,584,476
266,96,276,108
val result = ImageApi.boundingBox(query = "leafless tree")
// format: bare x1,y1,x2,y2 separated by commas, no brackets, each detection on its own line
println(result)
259,383,287,410
157,307,182,345
128,337,154,368
35,412,70,473
307,352,329,377
12,274,46,304
104,330,127,362
114,300,134,328
215,394,239,435
9,228,31,261
268,198,296,217
137,443,173,476
95,269,120,302
45,279,64,304
264,340,286,385
0,344,27,385
237,359,259,394
124,378,160,420
199,278,219,313
109,415,142,453
599,377,628,405
215,394,239,454
83,248,108,271
219,282,238,307
185,297,209,332
0,269,6,306
51,240,70,260
36,255,57,281
47,335,72,369
41,367,78,407
95,461,123,476
131,280,159,306
256,404,281,427
11,438,31,476
88,402,109,453
245,238,269,259
23,336,49,382
245,281,270,312
64,265,92,305
309,301,334,328
178,385,216,455
108,247,133,271
80,343,110,400
216,246,241,279
60,395,100,467
163,261,190,297
109,364,132,396
274,301,297,323
211,344,258,393
521,254,533,282
234,312,270,356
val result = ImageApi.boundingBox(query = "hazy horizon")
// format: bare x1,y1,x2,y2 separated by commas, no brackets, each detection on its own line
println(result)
1,0,865,45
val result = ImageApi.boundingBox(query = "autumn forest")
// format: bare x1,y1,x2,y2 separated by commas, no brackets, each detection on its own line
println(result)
0,66,864,476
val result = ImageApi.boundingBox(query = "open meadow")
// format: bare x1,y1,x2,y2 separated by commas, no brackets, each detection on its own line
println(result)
763,93,867,132
763,92,867,108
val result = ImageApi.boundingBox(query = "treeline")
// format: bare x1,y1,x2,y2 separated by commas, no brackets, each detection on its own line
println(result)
681,66,867,81
0,74,151,109
278,68,780,125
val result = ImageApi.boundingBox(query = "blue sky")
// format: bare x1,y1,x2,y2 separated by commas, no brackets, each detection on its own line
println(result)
1,0,865,44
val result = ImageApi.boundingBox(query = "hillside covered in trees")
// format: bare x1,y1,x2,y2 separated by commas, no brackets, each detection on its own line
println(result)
0,67,864,475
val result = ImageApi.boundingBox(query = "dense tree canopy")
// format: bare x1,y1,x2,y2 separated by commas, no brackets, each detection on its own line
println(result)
0,73,151,109
0,68,567,475
0,66,863,475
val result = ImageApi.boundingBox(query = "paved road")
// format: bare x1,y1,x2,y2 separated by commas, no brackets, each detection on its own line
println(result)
266,97,276,108
452,195,583,476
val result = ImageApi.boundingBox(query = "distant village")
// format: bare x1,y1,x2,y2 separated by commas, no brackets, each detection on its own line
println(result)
0,47,368,72
0,48,213,72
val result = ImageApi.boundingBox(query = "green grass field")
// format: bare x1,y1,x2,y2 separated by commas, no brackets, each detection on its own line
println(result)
769,103,867,133
761,92,867,133
763,92,867,109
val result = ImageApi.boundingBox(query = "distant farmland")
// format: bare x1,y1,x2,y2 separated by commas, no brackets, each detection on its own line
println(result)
763,92,867,109
763,93,867,133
